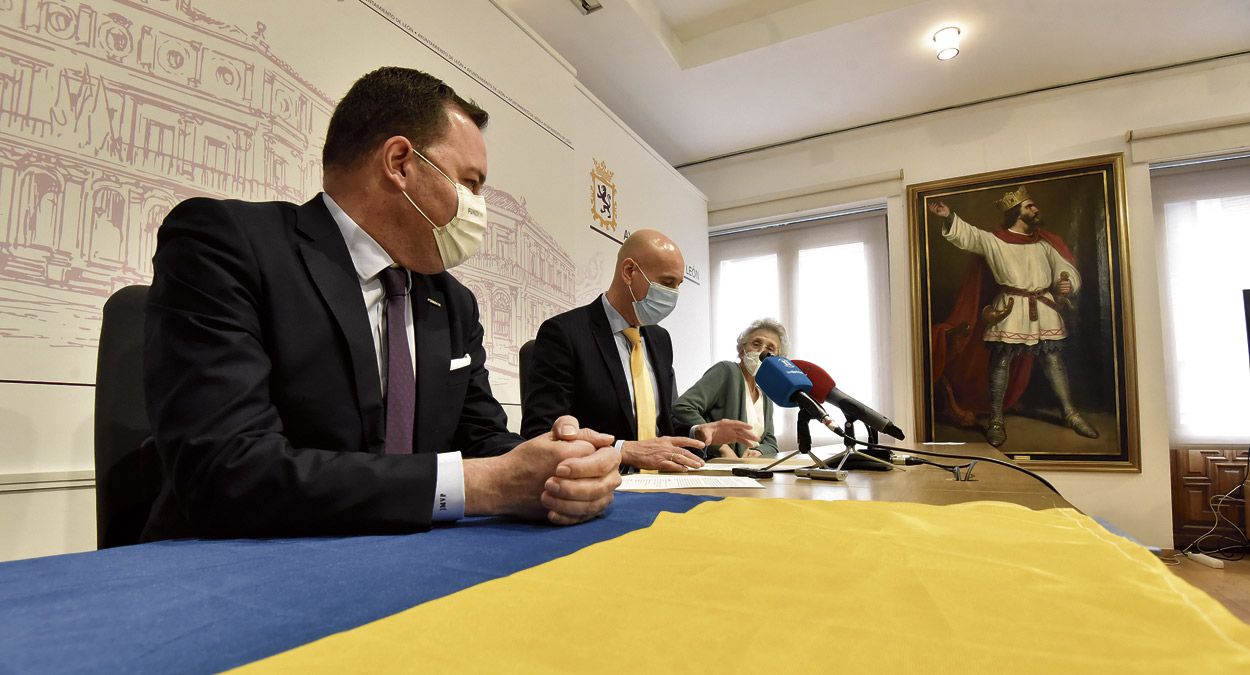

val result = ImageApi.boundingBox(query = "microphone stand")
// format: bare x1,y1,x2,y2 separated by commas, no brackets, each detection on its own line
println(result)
819,416,895,477
795,411,896,482
744,411,896,481
743,411,835,477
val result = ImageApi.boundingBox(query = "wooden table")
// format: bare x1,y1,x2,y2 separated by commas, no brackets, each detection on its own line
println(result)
673,443,1074,510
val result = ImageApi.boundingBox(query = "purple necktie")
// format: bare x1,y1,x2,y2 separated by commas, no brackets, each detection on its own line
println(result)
381,267,414,455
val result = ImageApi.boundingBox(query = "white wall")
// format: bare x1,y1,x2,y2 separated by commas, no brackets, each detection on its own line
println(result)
681,55,1250,548
0,0,707,560
0,486,96,561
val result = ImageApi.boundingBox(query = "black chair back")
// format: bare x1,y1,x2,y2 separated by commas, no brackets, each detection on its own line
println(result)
519,339,536,402
94,285,157,548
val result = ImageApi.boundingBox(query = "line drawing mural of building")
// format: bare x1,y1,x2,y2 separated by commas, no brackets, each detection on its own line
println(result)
456,185,576,396
0,0,331,355
0,0,579,389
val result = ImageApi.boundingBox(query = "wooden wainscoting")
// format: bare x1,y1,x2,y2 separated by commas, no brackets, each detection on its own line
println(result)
1171,446,1249,549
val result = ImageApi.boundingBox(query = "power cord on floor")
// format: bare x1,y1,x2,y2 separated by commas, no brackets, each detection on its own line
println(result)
1155,551,1183,566
1182,445,1249,561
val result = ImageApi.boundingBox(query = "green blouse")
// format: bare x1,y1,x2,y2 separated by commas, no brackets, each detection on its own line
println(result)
674,360,778,457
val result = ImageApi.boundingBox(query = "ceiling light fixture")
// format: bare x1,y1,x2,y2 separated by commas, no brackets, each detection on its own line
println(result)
569,0,603,15
933,26,961,60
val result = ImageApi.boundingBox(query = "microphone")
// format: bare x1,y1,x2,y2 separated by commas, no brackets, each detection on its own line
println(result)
753,355,834,426
789,359,835,402
790,359,905,440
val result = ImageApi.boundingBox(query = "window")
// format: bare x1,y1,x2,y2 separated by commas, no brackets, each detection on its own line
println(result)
1151,155,1250,444
141,119,175,165
713,254,780,354
710,207,891,448
202,137,230,191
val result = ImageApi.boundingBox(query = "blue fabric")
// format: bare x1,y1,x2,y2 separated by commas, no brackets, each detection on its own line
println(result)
0,492,716,674
1093,516,1143,546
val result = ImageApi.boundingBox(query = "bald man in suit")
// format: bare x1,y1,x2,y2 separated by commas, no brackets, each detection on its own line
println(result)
522,230,757,472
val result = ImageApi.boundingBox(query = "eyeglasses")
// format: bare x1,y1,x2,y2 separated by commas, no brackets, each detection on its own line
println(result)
747,337,778,354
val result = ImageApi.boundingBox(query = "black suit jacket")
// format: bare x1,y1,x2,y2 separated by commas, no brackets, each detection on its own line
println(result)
521,297,693,447
142,195,521,540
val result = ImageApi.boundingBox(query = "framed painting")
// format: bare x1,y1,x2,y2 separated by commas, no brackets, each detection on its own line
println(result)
908,154,1139,471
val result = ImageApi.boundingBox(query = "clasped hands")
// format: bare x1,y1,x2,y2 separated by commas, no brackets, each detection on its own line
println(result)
463,417,759,525
464,415,621,526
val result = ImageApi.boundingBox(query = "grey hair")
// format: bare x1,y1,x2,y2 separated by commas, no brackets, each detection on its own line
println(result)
736,318,789,357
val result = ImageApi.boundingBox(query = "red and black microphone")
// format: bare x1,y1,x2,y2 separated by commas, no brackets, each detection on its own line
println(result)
790,359,905,441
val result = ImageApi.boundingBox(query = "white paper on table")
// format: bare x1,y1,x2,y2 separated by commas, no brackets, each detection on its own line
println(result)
616,474,764,490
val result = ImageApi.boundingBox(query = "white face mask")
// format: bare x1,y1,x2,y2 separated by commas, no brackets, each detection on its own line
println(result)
628,265,679,325
401,147,488,270
741,351,762,376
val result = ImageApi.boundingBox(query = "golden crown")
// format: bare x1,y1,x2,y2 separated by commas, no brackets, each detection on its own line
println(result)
994,186,1031,212
591,158,614,182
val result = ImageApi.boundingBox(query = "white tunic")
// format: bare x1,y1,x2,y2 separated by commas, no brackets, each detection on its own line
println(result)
943,214,1081,345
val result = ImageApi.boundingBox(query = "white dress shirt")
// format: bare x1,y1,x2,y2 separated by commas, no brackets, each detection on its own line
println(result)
599,294,660,413
598,294,700,447
323,193,464,521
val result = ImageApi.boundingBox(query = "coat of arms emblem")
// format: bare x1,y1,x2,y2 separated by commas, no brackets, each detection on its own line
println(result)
590,159,618,232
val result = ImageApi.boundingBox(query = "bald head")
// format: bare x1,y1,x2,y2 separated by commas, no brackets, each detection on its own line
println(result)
617,228,677,265
605,229,685,326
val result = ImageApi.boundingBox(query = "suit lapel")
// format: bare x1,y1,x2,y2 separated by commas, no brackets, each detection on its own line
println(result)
411,274,450,454
588,300,635,428
641,325,672,423
295,195,384,452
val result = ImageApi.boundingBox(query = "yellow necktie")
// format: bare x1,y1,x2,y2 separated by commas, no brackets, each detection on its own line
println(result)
621,327,657,441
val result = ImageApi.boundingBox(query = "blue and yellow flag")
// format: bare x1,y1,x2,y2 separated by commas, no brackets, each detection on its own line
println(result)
243,498,1250,673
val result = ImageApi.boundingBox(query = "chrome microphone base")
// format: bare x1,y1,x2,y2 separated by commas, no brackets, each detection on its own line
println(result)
794,467,849,481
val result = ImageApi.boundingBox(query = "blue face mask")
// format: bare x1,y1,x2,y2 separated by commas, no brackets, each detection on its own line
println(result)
629,265,679,325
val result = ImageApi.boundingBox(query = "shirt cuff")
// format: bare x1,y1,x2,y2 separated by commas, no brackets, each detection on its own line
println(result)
432,451,465,522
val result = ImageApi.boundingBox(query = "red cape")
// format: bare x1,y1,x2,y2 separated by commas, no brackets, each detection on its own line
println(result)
930,227,1075,426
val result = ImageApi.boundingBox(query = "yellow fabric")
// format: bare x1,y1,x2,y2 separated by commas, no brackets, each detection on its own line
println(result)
621,327,656,441
239,499,1250,674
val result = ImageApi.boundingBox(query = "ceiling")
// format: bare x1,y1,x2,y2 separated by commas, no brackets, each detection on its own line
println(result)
498,0,1250,167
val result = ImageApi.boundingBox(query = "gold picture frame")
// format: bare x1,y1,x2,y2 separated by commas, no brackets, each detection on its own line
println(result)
908,154,1139,471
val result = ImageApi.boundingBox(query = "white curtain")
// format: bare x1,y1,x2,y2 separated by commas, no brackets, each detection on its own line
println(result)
1152,157,1250,444
709,209,892,450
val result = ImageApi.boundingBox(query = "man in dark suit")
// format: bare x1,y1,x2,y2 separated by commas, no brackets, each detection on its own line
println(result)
143,67,620,540
522,230,757,472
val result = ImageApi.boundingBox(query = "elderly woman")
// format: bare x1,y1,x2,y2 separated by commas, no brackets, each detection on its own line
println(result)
675,318,788,458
